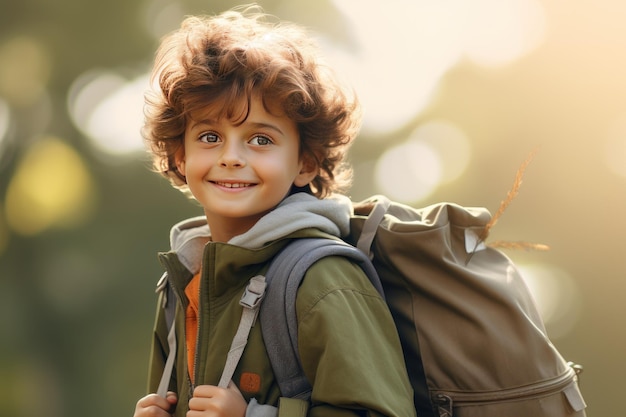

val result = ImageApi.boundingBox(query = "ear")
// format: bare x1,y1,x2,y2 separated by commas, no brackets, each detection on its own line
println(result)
174,146,186,176
293,153,318,187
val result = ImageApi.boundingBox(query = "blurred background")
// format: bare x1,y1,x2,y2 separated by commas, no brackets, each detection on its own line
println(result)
0,0,623,415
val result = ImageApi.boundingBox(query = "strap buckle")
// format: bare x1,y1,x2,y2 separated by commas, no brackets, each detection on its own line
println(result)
240,275,267,310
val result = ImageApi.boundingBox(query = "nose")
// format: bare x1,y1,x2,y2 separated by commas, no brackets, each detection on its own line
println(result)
218,140,246,168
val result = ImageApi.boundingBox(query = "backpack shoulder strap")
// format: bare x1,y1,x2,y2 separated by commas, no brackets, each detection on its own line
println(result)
259,238,383,400
156,273,178,398
354,195,391,257
157,273,270,395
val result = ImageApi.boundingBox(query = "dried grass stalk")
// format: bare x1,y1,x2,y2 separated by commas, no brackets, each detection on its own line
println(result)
466,149,547,264
479,148,538,243
488,241,550,251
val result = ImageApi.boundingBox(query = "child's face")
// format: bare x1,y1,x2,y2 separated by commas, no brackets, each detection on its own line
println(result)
177,95,316,241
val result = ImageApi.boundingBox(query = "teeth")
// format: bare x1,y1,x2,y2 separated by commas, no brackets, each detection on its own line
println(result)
216,182,251,188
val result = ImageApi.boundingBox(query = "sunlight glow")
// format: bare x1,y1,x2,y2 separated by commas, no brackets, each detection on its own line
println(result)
5,137,97,236
325,1,461,134
518,263,582,340
461,0,547,67
326,0,547,133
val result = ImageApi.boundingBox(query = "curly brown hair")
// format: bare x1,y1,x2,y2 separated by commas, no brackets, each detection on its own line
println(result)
142,7,361,198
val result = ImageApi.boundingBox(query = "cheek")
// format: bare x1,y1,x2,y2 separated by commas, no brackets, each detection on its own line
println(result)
267,151,302,179
184,152,213,173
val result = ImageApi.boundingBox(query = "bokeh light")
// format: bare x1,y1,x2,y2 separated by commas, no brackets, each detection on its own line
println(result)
68,70,148,159
407,120,471,184
373,119,471,203
325,0,460,134
518,263,582,340
0,36,51,107
4,137,97,236
375,140,442,203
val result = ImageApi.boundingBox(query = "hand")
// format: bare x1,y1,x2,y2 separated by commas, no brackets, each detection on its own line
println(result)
133,391,178,417
187,382,247,417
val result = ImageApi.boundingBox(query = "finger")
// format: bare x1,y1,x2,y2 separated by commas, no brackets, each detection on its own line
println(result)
188,395,210,412
137,393,168,408
135,393,174,415
192,384,219,398
165,391,178,405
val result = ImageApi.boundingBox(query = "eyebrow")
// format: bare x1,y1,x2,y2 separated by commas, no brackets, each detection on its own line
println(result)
246,121,285,136
190,118,285,136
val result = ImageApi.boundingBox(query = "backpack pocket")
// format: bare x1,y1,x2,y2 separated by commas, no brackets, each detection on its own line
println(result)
430,368,586,417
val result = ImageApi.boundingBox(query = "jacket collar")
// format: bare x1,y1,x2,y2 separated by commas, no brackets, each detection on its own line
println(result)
167,192,352,274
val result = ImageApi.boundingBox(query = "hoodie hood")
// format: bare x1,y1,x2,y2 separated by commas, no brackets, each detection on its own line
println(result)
167,192,353,274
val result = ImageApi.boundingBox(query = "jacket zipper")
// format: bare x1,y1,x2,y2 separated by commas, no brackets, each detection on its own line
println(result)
191,281,202,393
191,242,215,391
158,253,195,401
431,367,577,417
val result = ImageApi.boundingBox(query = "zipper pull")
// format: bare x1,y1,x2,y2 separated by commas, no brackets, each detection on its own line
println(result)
434,394,453,417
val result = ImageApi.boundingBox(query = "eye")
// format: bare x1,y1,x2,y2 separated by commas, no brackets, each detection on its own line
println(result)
249,135,273,146
198,132,220,143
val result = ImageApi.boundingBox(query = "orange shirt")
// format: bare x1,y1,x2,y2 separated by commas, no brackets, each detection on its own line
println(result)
184,272,201,383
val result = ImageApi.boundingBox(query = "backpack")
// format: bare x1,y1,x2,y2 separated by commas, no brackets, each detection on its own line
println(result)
258,196,587,417
158,195,587,417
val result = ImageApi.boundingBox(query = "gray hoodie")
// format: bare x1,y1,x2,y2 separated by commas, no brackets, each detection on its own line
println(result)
168,192,353,274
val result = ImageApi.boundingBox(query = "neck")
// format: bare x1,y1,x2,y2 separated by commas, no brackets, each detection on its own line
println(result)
204,211,268,243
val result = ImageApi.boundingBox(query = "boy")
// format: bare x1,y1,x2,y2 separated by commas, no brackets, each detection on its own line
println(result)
133,7,415,417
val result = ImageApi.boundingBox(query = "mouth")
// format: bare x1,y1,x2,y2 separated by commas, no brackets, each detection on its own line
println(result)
212,181,254,189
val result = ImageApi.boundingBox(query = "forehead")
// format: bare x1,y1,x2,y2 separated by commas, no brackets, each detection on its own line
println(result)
186,93,288,125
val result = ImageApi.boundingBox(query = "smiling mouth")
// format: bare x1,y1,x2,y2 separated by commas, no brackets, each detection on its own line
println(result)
213,181,254,188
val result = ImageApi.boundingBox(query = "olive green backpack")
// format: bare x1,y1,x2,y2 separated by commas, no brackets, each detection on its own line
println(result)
257,196,587,417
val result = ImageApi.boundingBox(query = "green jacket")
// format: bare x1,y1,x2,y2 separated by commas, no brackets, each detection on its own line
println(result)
146,194,416,417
